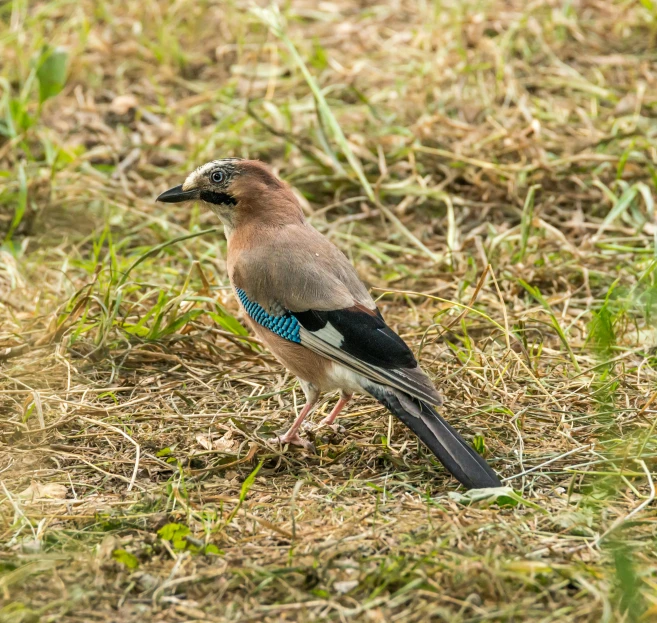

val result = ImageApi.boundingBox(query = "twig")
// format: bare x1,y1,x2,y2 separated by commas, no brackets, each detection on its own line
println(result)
77,415,141,492
593,459,655,546
502,445,593,481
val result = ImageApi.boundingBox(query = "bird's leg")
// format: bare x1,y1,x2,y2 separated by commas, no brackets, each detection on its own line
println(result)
276,400,318,448
274,381,319,451
317,392,352,429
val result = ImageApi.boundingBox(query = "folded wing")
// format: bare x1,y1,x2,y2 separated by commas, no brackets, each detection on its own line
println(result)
293,306,442,405
231,223,441,404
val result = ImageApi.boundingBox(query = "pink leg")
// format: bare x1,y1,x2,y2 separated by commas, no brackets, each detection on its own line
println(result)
318,393,352,428
277,400,317,446
274,381,320,450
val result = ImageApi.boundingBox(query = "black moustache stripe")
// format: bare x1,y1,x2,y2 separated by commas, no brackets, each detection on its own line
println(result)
199,190,237,206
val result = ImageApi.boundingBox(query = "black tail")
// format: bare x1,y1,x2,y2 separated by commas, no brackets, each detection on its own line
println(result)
364,382,501,489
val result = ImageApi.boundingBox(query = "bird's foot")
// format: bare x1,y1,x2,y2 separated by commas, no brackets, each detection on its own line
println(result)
318,416,346,433
270,432,316,453
303,418,346,434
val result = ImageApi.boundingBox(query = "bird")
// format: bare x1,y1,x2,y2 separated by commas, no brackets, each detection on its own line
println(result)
157,159,501,489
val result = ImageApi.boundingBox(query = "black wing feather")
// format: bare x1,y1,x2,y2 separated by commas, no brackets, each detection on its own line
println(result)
364,381,501,489
292,307,417,370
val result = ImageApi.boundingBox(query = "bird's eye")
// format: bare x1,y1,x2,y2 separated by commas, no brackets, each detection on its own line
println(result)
211,170,225,184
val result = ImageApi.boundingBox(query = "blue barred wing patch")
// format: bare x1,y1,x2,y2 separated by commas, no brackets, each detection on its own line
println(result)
235,288,301,343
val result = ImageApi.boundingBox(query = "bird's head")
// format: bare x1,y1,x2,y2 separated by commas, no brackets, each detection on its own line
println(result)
156,159,302,235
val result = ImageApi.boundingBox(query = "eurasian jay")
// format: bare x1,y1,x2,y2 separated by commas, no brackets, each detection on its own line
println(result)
157,159,501,489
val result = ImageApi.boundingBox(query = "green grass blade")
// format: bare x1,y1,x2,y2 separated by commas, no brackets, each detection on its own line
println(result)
518,184,540,261
5,162,27,243
117,228,218,288
518,279,581,372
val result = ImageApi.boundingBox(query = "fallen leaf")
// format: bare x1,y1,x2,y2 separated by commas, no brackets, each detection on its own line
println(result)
448,486,548,513
334,580,358,594
614,93,636,115
213,430,236,452
17,481,67,502
109,94,138,116
196,434,214,451
195,430,236,452
96,535,118,562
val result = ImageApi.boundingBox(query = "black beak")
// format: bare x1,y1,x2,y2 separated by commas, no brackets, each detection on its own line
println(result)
156,185,199,203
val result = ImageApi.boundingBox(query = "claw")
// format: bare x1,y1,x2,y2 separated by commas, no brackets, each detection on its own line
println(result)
325,422,346,434
317,417,346,432
305,416,345,433
270,433,316,453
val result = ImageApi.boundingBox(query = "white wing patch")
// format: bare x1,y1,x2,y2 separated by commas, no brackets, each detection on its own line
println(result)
312,322,344,347
299,327,441,405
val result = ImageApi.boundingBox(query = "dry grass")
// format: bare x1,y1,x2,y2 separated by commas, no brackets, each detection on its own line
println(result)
2,0,657,620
